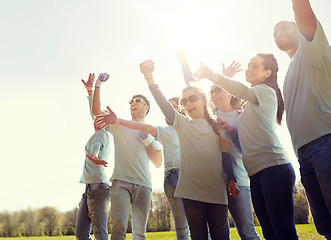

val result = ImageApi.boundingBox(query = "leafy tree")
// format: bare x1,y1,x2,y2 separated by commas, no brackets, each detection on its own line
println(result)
36,206,60,236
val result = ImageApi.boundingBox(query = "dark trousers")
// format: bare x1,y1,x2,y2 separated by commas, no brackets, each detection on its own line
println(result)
298,133,331,239
182,198,229,240
250,163,298,240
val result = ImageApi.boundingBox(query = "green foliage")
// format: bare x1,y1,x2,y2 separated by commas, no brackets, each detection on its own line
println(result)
293,182,309,224
0,183,316,237
0,225,326,240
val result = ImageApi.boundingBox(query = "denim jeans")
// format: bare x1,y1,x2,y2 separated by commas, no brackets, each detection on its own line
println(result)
110,180,152,240
75,183,111,240
228,186,260,240
298,133,331,239
183,198,229,240
164,169,189,240
250,163,298,240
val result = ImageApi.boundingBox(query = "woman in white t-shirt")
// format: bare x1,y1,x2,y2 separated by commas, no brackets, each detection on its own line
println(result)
140,59,240,240
194,54,298,240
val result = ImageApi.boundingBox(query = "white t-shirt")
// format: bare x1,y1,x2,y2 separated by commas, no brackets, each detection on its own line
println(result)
107,125,162,189
173,112,228,205
156,126,181,172
283,20,331,155
80,129,111,184
238,84,290,176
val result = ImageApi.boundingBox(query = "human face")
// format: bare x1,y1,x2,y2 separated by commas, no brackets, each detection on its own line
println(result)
129,97,149,119
245,55,271,86
210,85,231,108
181,89,205,118
273,21,299,52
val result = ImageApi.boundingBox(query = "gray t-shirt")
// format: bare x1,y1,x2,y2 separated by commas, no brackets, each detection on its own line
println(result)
80,129,111,184
214,109,250,186
107,125,162,189
156,126,181,172
173,112,228,205
283,20,331,155
238,84,290,176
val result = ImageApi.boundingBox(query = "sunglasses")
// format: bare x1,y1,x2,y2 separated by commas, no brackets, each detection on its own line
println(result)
129,98,147,106
180,94,203,107
210,86,223,95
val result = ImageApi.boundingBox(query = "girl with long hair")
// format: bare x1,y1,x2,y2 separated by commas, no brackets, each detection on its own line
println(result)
140,59,239,240
194,53,298,240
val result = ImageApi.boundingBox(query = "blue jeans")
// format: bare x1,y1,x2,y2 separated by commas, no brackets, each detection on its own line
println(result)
298,133,331,239
164,169,189,240
250,164,298,240
228,186,260,240
110,180,152,240
183,198,229,240
75,183,111,240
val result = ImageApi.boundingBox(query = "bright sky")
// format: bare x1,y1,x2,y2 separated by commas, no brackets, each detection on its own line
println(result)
1,0,330,212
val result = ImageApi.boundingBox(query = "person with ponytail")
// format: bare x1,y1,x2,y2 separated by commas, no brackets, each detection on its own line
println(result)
194,53,298,240
177,49,260,240
139,59,239,240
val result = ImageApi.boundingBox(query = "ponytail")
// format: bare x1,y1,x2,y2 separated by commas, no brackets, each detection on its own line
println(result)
204,105,232,152
257,53,284,125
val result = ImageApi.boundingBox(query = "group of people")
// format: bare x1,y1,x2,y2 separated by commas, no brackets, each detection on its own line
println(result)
74,0,331,239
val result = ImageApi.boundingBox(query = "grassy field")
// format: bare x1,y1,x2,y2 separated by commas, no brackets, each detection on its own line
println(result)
0,224,325,239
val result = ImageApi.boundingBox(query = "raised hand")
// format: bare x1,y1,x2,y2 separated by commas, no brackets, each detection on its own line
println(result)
95,106,118,128
228,179,240,197
86,153,108,167
222,61,242,78
95,73,109,87
176,48,188,64
140,60,155,77
82,73,95,94
194,61,215,81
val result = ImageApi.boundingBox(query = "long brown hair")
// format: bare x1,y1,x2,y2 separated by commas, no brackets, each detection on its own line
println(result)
257,53,284,125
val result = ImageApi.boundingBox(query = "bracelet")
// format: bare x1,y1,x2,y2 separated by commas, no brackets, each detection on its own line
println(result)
95,86,100,88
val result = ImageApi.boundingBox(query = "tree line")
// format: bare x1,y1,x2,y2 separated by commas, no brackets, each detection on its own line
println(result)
0,183,310,237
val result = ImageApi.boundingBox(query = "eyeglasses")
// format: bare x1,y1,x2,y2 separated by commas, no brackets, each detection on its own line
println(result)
180,94,203,107
129,98,147,106
210,87,223,95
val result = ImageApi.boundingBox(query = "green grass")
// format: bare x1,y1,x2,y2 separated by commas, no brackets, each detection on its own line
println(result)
0,224,325,240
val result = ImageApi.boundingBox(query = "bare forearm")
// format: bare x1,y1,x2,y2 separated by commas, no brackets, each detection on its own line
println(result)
92,88,105,116
292,0,316,41
119,119,158,137
146,147,163,168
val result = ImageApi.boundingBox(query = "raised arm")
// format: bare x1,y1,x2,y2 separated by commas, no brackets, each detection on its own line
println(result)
194,62,258,103
176,49,197,86
140,60,176,125
292,0,317,41
92,73,109,116
82,73,96,120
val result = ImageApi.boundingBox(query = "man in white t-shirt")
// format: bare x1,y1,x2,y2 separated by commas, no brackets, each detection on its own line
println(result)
274,0,331,238
91,74,163,240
